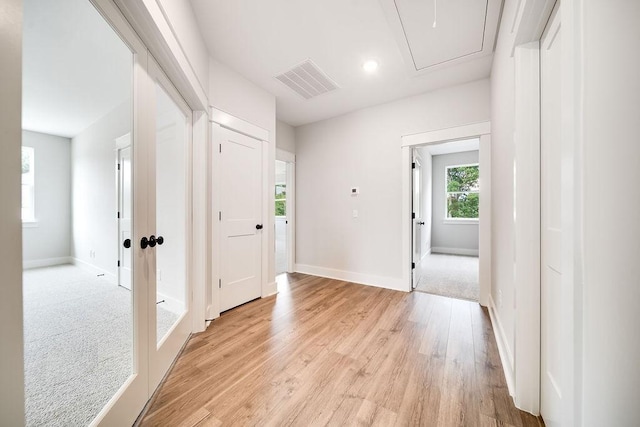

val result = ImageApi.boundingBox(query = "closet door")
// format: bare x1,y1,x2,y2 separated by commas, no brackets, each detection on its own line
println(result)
147,57,193,390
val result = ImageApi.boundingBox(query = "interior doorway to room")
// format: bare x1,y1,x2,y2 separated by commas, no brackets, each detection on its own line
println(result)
411,138,481,302
275,150,295,276
21,0,194,425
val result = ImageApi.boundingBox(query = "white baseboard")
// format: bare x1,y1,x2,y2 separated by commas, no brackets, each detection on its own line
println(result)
263,281,278,297
71,258,116,282
23,256,72,270
431,247,479,256
488,294,515,397
294,264,407,292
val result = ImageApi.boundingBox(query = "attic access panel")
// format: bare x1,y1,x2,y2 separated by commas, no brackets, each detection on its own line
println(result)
394,0,489,70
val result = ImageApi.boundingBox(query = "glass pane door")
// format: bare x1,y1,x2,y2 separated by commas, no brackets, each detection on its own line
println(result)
154,82,188,345
21,0,150,425
148,57,192,389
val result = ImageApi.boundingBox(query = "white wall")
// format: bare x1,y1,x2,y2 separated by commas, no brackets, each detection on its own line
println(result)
580,0,640,424
209,58,277,295
418,147,433,256
295,79,490,289
489,0,518,378
22,131,71,265
71,101,131,277
430,150,479,254
276,120,296,153
0,0,25,423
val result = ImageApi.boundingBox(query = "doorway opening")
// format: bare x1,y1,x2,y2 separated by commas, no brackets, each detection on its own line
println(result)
412,138,481,301
275,149,296,277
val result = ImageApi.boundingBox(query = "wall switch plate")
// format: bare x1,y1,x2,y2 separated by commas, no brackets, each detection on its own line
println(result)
352,210,358,218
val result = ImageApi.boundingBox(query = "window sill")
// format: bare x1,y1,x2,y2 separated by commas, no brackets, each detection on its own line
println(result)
443,219,478,225
22,220,39,228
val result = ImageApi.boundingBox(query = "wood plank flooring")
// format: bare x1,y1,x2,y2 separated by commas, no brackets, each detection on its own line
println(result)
138,273,543,427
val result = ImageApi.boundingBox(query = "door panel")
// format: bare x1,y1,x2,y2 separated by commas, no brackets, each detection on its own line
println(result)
412,151,424,288
540,4,564,426
219,128,263,312
147,57,193,390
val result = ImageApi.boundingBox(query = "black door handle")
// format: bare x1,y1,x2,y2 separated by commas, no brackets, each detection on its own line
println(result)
141,236,149,249
256,224,263,230
156,236,164,245
123,238,131,248
418,221,425,225
148,235,157,248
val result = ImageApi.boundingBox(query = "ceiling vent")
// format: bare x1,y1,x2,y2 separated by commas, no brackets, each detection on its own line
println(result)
275,59,339,100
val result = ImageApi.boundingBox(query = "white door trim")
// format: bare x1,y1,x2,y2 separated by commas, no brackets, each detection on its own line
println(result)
401,123,491,305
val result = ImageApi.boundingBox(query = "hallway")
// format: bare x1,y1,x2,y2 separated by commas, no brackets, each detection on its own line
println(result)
139,274,542,426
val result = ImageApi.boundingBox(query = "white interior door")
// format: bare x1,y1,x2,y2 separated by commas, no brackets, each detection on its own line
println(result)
147,57,193,390
412,151,424,288
540,4,564,426
117,136,132,291
218,126,263,312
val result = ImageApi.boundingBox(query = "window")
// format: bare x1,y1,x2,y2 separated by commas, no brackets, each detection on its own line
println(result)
275,183,286,217
446,163,479,219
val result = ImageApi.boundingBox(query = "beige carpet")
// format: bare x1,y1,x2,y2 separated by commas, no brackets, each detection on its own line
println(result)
415,253,479,301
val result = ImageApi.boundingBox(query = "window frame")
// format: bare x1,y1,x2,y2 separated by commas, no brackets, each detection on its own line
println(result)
444,162,479,222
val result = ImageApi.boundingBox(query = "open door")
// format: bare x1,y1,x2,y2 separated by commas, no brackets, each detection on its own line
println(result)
412,150,424,288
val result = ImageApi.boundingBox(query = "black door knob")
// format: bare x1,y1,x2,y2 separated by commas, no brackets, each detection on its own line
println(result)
156,236,164,245
148,235,157,248
256,224,263,230
418,221,425,225
123,238,131,249
141,236,149,249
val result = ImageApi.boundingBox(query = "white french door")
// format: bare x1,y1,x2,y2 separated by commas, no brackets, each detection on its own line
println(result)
88,0,193,425
147,56,193,390
412,150,424,288
540,3,565,426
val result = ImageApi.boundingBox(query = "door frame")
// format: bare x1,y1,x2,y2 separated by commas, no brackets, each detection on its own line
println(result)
209,108,272,320
401,122,491,305
276,148,296,274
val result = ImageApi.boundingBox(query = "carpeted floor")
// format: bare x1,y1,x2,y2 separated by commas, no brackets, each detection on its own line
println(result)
415,253,479,301
23,264,179,427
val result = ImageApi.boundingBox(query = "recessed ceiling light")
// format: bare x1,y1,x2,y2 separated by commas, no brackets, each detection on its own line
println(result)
363,60,379,73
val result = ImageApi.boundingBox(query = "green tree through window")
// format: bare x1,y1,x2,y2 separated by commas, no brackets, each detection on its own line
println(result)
446,164,479,219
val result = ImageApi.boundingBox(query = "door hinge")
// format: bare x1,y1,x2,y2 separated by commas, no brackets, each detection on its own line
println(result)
117,163,121,170
412,262,415,269
117,211,120,219
117,260,120,267
219,211,222,221
412,212,415,219
219,143,222,153
219,279,221,289
412,162,416,169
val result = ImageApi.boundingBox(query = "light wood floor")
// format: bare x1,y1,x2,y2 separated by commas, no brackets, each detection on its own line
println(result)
139,274,543,427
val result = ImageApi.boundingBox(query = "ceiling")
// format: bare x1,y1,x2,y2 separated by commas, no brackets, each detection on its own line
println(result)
191,0,502,127
23,0,131,138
